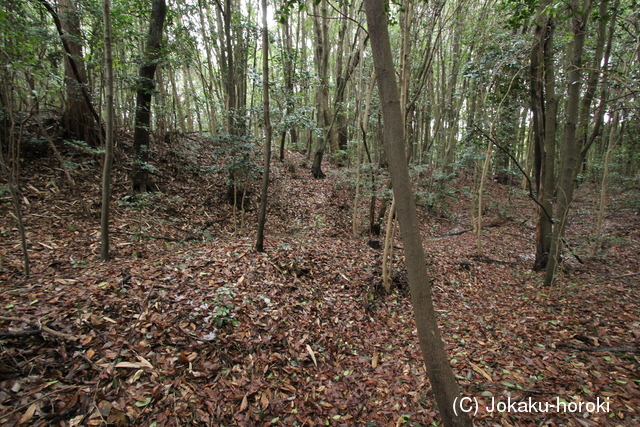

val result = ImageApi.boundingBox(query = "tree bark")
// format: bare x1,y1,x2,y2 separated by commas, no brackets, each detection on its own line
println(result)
311,0,329,179
0,155,29,276
531,1,557,271
100,0,114,261
58,0,97,146
544,0,593,286
131,0,166,193
255,0,271,253
364,0,472,425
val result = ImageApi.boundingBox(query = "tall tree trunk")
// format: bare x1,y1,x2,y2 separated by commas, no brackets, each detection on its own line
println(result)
311,0,329,179
544,0,593,286
592,110,621,257
131,0,166,193
531,1,557,271
101,0,114,261
168,65,186,133
222,0,236,134
577,0,609,153
364,0,472,425
280,15,296,161
197,0,218,131
255,0,271,252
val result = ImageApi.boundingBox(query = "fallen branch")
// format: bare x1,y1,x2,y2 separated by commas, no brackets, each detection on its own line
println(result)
473,125,553,223
555,343,640,353
471,255,518,266
441,219,508,238
608,272,640,280
0,329,41,338
111,231,200,242
561,238,584,265
0,317,78,341
0,385,80,420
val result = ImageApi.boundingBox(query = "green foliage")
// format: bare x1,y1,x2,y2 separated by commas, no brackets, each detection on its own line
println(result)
208,284,238,328
118,192,184,212
212,133,262,184
64,140,105,156
499,0,539,29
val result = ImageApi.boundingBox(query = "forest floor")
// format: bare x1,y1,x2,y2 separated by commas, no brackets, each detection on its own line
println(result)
1,132,639,427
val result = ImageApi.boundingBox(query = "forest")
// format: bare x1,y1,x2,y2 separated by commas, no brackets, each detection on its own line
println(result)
1,0,639,425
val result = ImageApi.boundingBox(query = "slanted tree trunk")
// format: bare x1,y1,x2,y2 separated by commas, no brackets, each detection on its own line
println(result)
255,0,271,253
100,0,114,261
131,0,166,193
38,0,100,146
364,0,472,425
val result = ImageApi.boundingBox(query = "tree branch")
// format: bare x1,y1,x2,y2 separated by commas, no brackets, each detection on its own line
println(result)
473,124,554,223
36,0,102,128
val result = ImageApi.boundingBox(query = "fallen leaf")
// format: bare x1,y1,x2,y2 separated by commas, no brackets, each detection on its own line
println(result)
306,344,318,367
239,394,248,412
469,361,493,382
18,402,37,425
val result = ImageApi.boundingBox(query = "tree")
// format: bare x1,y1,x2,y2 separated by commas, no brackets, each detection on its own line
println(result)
58,0,98,145
256,0,272,252
543,0,596,286
100,0,115,261
277,13,297,161
131,0,167,192
310,0,330,179
36,0,100,146
364,0,472,425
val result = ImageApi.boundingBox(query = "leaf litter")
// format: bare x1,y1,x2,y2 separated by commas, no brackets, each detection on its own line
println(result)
1,135,639,426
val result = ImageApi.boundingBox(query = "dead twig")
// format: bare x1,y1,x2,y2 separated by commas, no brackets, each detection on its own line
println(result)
0,316,78,341
608,272,640,280
555,343,640,353
0,325,77,341
111,230,200,242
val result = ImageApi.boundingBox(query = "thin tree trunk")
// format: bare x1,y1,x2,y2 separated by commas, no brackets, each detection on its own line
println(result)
477,128,493,256
255,0,271,252
197,0,217,131
311,0,329,179
131,0,166,193
592,111,621,257
0,154,29,276
168,66,186,133
183,68,194,132
352,36,368,235
101,0,114,261
544,0,593,286
531,1,557,271
280,14,295,161
577,0,609,153
382,197,396,292
364,0,472,425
